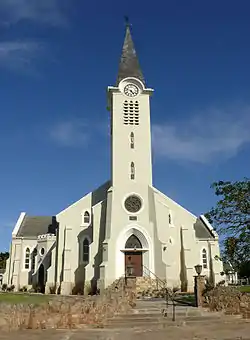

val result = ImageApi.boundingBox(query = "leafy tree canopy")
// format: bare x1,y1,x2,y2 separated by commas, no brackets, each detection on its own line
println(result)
205,178,250,271
0,252,9,270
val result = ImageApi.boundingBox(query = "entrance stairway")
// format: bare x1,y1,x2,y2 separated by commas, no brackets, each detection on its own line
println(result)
102,270,247,331
104,297,232,330
103,270,238,331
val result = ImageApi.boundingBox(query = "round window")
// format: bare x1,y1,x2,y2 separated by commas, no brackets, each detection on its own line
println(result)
40,247,45,256
124,195,142,213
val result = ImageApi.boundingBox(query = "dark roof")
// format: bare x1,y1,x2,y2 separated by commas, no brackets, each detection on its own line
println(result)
16,216,53,238
116,24,145,86
194,218,214,239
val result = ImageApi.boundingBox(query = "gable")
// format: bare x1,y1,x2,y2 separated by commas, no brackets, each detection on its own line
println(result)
194,217,215,239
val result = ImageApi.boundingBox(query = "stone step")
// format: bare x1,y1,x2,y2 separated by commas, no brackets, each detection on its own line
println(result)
109,316,164,323
104,316,225,329
131,307,201,315
123,311,204,318
111,313,220,322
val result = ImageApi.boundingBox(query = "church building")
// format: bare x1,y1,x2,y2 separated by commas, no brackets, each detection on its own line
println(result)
3,24,223,294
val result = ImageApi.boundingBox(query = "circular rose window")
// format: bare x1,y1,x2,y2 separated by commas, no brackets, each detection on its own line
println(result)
124,195,142,213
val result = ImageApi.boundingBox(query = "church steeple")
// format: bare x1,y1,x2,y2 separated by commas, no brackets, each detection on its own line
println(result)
116,20,145,86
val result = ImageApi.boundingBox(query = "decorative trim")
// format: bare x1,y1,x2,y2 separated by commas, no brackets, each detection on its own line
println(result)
12,212,26,237
122,192,144,215
116,223,155,278
118,77,145,93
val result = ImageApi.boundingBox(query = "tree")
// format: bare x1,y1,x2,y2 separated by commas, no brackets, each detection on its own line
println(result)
0,252,9,270
205,178,250,270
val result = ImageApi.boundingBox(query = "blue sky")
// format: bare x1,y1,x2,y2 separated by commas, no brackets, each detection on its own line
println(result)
0,0,250,251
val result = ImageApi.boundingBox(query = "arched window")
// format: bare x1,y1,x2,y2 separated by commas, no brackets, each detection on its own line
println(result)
31,248,37,271
125,234,142,249
168,214,172,224
24,248,30,270
83,211,90,224
83,239,89,263
130,132,134,149
130,162,135,180
202,249,208,269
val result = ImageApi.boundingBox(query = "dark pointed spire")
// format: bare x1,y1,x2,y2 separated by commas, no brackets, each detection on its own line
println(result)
116,18,145,86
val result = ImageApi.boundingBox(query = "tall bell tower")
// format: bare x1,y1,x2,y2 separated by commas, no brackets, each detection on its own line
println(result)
103,22,155,285
107,22,154,188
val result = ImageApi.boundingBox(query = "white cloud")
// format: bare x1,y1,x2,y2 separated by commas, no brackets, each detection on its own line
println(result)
0,0,70,27
0,41,43,73
152,106,250,163
49,120,89,147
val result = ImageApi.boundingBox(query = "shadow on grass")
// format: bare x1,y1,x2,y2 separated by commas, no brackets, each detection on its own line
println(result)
174,294,196,307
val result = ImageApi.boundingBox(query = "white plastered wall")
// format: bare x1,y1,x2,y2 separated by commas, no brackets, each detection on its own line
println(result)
152,187,223,291
56,187,107,294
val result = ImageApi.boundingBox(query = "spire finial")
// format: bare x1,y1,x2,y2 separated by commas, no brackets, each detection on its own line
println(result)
124,15,130,28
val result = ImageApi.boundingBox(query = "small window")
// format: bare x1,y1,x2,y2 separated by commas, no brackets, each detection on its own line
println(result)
24,248,30,270
40,247,45,256
83,239,89,263
31,248,37,271
202,249,208,269
130,162,135,180
168,214,172,224
83,211,90,224
130,132,134,149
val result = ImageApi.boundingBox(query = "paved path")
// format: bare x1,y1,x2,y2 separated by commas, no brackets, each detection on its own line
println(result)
1,299,249,339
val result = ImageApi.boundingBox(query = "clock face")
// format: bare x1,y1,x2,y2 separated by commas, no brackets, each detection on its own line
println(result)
124,84,139,97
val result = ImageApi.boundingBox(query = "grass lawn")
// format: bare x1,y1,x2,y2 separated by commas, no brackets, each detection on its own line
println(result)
174,294,196,305
0,292,51,305
237,285,250,293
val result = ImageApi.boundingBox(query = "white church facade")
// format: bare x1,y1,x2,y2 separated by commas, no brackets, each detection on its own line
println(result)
3,24,223,294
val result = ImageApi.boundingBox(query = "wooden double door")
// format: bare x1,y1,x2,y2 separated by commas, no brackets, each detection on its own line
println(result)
125,251,143,277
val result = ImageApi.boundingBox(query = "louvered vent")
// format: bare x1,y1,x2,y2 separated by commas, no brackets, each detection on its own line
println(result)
123,100,139,125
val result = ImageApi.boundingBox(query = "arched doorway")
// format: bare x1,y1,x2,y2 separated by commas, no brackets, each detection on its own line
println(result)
38,264,45,293
125,234,143,277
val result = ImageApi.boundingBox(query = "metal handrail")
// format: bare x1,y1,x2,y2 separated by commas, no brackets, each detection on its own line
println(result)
142,265,176,321
114,274,126,292
142,265,167,290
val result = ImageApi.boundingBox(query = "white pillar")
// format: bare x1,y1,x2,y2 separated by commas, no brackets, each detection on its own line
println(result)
12,243,22,291
60,226,73,295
